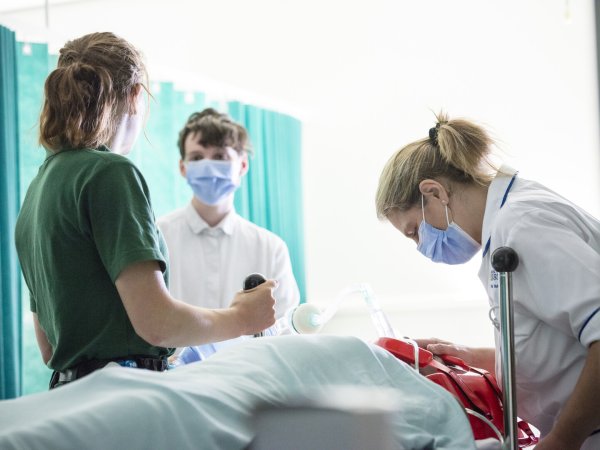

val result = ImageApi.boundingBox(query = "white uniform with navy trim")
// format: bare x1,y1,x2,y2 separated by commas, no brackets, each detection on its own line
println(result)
478,166,600,448
158,204,300,318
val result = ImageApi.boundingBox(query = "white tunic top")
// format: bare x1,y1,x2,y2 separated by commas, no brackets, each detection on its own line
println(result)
478,167,600,446
157,204,300,319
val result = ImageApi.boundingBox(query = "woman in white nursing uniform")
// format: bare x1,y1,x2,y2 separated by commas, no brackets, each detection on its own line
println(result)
375,112,600,450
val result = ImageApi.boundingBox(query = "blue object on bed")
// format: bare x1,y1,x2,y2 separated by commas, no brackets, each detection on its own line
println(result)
0,335,476,450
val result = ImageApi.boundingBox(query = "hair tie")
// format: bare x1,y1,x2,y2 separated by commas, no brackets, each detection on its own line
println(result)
428,125,439,144
429,127,438,145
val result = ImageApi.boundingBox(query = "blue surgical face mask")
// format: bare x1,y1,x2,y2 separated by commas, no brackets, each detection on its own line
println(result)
416,196,481,265
185,160,240,205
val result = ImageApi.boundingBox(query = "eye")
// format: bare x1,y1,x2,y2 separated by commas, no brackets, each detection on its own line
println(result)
189,155,203,161
213,154,224,160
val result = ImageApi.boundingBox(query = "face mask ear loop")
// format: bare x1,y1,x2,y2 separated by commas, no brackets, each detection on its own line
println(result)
421,195,426,222
444,204,450,227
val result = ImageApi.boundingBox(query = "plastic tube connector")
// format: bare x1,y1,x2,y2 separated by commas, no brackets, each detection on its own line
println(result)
289,303,323,334
261,303,324,336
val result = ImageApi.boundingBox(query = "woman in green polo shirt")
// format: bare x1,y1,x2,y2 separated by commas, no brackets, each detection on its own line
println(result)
14,32,277,389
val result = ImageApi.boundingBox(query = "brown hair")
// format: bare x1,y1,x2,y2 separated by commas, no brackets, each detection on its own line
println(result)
177,108,251,160
39,32,147,151
376,111,498,219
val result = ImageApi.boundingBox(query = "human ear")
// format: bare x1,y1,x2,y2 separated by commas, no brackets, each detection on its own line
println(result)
239,152,249,177
131,83,142,97
179,159,186,178
128,84,143,115
418,179,450,205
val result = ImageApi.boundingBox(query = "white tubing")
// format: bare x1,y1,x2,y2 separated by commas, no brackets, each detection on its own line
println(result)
319,284,365,324
464,408,504,444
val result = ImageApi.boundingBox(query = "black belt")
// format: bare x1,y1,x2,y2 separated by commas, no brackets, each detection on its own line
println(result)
50,355,168,389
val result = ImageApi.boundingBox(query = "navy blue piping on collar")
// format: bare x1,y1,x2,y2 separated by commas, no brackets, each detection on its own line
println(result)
482,172,518,258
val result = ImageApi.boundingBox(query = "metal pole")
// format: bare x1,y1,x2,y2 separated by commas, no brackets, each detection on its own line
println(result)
491,247,519,450
595,0,600,176
45,0,49,28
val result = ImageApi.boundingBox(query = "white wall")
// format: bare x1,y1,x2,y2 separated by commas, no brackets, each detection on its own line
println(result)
2,0,599,347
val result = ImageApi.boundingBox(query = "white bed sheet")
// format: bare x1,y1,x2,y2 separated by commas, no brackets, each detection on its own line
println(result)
0,335,477,450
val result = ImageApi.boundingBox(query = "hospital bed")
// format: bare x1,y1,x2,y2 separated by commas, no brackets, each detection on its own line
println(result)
0,248,528,450
0,335,478,450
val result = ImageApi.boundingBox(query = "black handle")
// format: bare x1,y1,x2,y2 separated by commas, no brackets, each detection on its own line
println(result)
491,247,519,273
243,273,266,291
244,273,267,338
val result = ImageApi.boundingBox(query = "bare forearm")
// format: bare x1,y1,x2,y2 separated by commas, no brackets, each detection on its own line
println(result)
419,338,496,374
116,261,275,348
150,300,243,347
470,347,496,374
116,265,244,346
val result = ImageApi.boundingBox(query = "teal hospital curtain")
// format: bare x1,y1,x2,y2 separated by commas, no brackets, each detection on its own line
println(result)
0,25,22,399
16,42,57,395
129,83,206,217
228,101,307,301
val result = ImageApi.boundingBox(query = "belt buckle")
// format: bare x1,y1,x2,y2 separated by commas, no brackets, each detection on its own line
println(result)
58,368,77,383
116,359,138,368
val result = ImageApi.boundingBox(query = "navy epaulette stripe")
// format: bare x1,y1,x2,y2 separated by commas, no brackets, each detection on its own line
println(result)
500,173,518,208
482,239,491,258
482,172,518,258
578,306,600,343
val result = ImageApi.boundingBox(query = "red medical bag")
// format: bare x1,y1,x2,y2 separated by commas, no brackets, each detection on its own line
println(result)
375,337,538,448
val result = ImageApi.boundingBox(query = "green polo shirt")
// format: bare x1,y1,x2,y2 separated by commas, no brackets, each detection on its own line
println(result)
15,146,173,371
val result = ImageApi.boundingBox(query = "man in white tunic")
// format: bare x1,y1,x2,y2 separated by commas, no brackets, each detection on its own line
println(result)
158,109,300,354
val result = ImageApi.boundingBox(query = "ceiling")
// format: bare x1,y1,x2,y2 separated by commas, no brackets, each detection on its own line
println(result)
0,0,92,14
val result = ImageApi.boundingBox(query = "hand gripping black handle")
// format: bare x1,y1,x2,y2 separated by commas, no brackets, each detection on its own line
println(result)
491,247,519,273
243,273,267,291
243,273,267,338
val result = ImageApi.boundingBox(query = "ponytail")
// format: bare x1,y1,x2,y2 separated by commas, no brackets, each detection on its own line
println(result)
435,111,494,184
376,111,497,219
39,32,146,151
40,62,118,150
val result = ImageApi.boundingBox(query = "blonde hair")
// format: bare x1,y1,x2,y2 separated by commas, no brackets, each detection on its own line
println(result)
39,32,147,151
376,111,497,219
